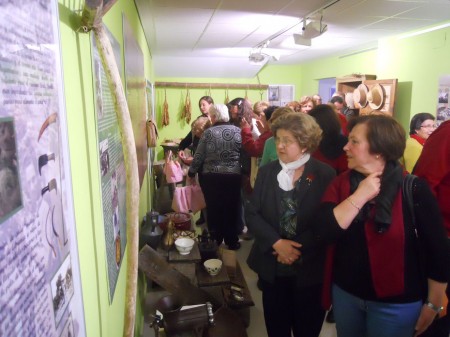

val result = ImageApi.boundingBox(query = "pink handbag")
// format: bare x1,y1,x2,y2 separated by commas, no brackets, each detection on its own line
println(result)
164,151,183,183
172,184,206,214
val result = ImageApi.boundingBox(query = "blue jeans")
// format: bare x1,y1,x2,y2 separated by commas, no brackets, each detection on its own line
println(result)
332,284,422,337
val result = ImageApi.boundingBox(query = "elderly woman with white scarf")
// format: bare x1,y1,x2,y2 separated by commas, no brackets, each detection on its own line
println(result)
246,112,336,337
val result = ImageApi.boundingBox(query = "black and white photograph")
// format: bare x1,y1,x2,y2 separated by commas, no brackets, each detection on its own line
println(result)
0,118,22,222
59,314,74,337
437,75,450,123
438,88,449,103
51,255,74,326
99,139,110,177
268,86,279,101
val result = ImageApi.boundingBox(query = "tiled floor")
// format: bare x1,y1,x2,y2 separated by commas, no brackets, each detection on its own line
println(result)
142,236,337,337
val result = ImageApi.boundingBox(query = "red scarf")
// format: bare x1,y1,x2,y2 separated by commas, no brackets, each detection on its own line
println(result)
322,171,405,308
410,133,426,146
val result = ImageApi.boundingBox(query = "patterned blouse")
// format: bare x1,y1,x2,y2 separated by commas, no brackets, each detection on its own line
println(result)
188,122,242,176
276,184,299,276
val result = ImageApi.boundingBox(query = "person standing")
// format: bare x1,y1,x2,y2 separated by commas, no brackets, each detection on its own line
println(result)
401,112,436,173
309,104,348,175
188,104,242,250
414,119,450,337
179,96,214,153
246,112,336,337
314,115,449,337
299,95,316,114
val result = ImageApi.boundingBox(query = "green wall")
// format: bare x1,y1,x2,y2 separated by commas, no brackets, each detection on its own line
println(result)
58,1,153,336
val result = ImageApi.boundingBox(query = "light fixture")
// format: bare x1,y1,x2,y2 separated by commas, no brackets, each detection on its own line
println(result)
248,47,280,64
249,52,267,64
252,0,338,50
293,34,312,46
302,19,328,39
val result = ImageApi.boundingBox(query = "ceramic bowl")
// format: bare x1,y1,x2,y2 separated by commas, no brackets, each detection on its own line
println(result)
204,258,222,276
174,237,195,255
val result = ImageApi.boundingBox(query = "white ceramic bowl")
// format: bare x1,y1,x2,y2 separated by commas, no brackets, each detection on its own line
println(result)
203,259,223,276
174,238,195,255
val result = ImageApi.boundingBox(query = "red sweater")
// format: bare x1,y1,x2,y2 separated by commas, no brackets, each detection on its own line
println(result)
337,113,349,136
241,127,272,157
312,150,348,174
414,120,450,236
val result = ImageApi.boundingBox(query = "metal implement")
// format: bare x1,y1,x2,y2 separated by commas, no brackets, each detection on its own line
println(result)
41,178,57,196
38,153,55,175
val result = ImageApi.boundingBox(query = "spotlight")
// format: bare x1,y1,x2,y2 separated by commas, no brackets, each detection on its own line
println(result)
302,21,328,39
293,34,312,46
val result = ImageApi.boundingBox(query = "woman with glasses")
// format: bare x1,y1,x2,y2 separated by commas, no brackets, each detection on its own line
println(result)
246,112,336,337
401,112,436,173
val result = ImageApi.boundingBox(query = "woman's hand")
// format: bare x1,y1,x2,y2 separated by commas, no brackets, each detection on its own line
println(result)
240,118,250,130
333,171,382,230
187,176,197,185
257,112,270,133
352,171,382,205
413,304,439,336
272,239,302,265
414,279,448,336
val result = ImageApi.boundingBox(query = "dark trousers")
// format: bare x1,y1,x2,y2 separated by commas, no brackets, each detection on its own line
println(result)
261,277,325,337
201,173,241,247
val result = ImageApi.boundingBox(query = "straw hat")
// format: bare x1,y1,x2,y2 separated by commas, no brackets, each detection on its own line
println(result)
345,92,355,109
353,84,368,108
367,84,385,110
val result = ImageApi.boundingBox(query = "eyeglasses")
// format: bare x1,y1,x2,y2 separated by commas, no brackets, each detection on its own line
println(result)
275,137,296,147
420,124,437,129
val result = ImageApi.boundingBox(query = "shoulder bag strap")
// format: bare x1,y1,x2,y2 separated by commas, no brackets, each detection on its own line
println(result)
402,173,418,237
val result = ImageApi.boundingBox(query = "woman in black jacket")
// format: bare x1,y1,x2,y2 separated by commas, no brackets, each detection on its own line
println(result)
246,112,336,337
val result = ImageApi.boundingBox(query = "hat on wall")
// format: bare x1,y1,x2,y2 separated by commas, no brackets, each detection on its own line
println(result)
367,84,385,110
345,92,355,109
353,84,368,108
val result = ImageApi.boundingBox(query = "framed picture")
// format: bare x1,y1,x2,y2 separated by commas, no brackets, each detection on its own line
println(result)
269,86,279,101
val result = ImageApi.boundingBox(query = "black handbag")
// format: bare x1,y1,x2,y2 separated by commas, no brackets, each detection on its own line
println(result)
403,174,427,297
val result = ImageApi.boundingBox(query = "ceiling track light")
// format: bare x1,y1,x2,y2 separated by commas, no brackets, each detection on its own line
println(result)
253,0,340,49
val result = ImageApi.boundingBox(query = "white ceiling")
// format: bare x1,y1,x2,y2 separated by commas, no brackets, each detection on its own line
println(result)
134,0,450,78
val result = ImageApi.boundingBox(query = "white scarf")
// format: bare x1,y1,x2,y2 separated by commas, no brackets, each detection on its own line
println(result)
277,153,311,191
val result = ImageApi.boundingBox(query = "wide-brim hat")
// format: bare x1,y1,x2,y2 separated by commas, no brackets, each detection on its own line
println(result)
353,84,368,108
367,84,385,110
345,92,355,109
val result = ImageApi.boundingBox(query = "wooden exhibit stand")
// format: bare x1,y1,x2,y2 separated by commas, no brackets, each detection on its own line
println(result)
336,74,398,116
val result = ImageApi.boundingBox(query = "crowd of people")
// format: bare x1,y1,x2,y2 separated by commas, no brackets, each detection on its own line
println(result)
174,92,449,337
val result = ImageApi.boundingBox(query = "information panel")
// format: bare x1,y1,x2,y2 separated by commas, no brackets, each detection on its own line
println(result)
0,1,86,336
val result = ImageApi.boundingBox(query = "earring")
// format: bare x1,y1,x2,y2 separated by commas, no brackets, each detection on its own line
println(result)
376,155,380,159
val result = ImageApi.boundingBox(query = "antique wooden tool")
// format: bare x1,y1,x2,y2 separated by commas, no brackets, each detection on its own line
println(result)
138,245,248,337
139,245,221,308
